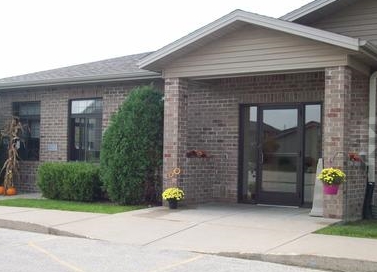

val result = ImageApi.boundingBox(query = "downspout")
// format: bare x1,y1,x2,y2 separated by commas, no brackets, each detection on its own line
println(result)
368,71,377,184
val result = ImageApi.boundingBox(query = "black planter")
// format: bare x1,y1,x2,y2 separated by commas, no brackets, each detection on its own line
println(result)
168,199,178,209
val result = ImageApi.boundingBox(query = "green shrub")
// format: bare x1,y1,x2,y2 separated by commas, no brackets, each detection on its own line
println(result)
37,162,101,202
100,85,163,205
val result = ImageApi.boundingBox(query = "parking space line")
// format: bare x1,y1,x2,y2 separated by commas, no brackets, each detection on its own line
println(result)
147,255,204,272
28,241,85,272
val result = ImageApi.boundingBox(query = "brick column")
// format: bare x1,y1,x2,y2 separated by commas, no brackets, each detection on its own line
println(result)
323,66,352,219
163,78,188,189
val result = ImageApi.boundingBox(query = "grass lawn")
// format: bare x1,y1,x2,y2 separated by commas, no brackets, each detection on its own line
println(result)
0,198,145,214
315,220,377,239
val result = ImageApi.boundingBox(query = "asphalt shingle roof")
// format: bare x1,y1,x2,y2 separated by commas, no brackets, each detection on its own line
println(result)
0,52,160,88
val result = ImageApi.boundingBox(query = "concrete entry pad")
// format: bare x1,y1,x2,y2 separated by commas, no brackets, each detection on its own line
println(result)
53,203,338,254
139,204,338,253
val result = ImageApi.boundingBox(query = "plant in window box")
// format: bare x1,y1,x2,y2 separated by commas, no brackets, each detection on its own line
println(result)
186,149,209,158
0,117,23,195
317,167,346,195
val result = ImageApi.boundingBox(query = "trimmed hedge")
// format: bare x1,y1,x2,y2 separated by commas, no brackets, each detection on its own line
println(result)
37,162,102,202
100,85,163,205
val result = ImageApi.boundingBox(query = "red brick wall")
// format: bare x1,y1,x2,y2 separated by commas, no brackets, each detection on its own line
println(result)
0,80,163,192
163,78,188,190
323,67,351,218
323,67,369,220
181,72,325,203
15,161,39,192
178,68,369,220
347,71,369,220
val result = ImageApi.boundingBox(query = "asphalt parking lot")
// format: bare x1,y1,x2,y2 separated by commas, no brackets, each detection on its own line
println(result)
0,228,329,272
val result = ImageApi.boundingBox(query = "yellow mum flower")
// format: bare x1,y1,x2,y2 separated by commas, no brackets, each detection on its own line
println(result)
318,168,346,185
162,187,185,201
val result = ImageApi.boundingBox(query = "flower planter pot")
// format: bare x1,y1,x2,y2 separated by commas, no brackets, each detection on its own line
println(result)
323,184,339,195
168,199,178,209
162,187,184,207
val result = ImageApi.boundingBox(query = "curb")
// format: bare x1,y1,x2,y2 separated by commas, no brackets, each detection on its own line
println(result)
1,217,376,272
0,219,88,239
216,252,377,272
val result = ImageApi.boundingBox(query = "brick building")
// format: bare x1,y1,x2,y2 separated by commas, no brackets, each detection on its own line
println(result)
1,0,377,220
0,53,163,192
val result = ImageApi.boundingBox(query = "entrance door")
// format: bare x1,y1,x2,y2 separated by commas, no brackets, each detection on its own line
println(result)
240,104,321,206
257,106,302,205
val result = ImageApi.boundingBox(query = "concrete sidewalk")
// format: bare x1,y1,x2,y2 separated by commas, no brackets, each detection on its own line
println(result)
0,200,376,272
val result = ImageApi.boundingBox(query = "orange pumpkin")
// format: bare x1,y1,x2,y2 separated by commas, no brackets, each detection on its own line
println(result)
0,186,4,195
6,187,16,196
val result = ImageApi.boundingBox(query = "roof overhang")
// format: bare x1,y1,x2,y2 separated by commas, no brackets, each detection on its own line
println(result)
360,41,377,63
0,71,161,90
139,9,377,73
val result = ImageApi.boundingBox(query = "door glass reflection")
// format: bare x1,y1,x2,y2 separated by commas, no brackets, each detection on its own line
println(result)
261,109,298,193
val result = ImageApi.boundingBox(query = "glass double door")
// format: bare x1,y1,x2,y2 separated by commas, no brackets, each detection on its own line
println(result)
240,104,321,206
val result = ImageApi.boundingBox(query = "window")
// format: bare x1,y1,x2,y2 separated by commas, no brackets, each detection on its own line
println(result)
304,104,322,203
13,102,41,161
69,99,103,162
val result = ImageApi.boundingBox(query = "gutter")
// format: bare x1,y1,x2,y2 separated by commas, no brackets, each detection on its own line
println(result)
0,71,162,90
359,41,377,62
369,71,377,184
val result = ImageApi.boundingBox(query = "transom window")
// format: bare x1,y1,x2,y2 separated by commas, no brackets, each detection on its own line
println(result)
71,99,103,115
12,102,41,161
69,98,103,162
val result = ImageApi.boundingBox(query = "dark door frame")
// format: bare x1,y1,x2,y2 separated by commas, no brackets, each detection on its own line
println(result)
68,98,103,162
255,104,303,206
238,102,322,207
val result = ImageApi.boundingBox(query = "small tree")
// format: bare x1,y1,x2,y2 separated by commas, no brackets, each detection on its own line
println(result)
100,85,163,204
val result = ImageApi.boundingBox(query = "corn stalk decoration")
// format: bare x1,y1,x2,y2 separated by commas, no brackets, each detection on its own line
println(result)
0,117,23,193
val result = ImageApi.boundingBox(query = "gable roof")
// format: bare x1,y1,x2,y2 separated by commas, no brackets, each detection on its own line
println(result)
280,0,357,23
139,9,377,72
0,52,161,90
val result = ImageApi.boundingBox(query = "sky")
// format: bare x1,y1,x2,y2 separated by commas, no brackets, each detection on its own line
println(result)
0,0,313,79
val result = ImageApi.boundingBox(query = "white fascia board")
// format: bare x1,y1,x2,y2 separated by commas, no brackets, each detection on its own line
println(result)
280,0,338,21
0,71,161,90
139,9,361,70
138,10,242,69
